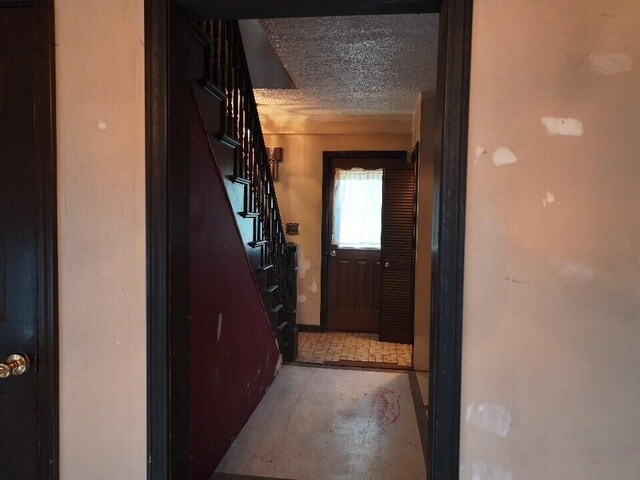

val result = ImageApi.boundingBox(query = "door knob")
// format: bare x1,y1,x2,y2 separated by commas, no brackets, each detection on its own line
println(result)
384,261,391,268
0,354,30,379
330,250,337,257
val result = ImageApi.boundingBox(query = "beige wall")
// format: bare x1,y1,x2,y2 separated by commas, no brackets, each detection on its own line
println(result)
461,0,640,478
263,115,413,326
56,1,147,478
413,95,437,372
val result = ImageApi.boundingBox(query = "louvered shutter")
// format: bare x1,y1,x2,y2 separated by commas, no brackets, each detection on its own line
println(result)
380,164,417,344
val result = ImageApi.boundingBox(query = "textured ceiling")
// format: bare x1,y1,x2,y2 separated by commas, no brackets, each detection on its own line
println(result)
255,14,439,116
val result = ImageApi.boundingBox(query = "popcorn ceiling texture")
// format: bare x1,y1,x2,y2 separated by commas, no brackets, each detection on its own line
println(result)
255,14,439,116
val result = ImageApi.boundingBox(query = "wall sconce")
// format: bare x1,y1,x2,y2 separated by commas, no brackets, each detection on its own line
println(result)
266,147,283,181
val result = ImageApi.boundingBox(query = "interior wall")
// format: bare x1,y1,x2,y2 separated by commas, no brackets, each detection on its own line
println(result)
55,0,146,478
462,1,640,478
189,96,280,479
412,95,437,372
263,115,413,327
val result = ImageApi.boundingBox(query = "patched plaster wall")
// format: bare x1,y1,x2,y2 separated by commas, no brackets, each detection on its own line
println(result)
56,0,146,477
461,0,640,478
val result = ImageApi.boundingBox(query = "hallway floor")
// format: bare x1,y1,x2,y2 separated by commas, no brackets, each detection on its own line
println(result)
296,331,413,368
214,364,428,480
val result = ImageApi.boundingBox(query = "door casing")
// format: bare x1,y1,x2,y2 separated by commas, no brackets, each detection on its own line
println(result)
320,150,407,334
145,1,473,479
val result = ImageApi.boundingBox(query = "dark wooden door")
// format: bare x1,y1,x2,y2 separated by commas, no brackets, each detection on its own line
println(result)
327,248,382,332
380,164,417,344
0,4,57,478
323,152,406,333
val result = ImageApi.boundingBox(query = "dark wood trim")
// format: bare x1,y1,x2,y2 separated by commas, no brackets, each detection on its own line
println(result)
173,0,441,20
286,361,410,375
320,150,407,333
33,0,59,477
427,0,473,479
145,0,170,478
296,324,323,333
146,1,473,479
408,371,429,468
0,0,34,6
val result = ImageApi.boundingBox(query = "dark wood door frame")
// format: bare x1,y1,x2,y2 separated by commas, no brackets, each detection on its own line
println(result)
145,0,473,478
320,151,407,334
0,1,59,478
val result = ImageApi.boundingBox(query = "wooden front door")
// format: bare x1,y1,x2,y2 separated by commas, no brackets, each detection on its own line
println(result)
0,3,57,478
323,152,410,334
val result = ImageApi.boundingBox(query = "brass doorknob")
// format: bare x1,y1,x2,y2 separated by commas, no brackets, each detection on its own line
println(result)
0,354,30,379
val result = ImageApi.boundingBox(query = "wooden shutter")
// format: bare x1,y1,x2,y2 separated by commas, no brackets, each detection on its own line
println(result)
380,164,417,344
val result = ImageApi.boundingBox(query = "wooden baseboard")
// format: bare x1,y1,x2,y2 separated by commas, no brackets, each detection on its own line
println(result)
296,324,323,333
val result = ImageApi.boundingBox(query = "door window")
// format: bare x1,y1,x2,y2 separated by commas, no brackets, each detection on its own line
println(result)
331,168,383,249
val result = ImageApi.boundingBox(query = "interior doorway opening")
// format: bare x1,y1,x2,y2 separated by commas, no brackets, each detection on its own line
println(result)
297,150,418,370
146,1,473,479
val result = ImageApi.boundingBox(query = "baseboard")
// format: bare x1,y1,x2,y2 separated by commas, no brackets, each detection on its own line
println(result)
296,324,323,333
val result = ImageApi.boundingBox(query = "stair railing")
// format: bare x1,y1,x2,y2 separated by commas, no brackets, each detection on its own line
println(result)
194,20,295,338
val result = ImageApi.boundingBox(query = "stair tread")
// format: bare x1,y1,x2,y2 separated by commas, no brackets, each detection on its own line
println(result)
219,133,241,149
240,211,260,218
272,304,285,314
257,264,274,272
263,284,279,293
249,239,268,248
230,175,251,185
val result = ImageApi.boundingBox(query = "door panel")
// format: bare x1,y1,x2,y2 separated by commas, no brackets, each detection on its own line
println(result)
380,165,417,344
0,4,55,479
327,248,381,332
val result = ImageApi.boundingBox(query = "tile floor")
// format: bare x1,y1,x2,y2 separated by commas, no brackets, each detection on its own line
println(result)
296,331,413,367
215,364,427,480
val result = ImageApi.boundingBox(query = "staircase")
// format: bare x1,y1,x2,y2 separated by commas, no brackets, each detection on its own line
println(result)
189,19,298,360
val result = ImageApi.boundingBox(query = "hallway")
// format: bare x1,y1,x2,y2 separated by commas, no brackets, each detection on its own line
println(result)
214,365,429,480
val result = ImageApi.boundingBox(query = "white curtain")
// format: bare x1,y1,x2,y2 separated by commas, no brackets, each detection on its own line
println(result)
332,168,383,249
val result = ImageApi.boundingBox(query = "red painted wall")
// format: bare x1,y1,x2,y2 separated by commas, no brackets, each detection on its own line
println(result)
188,94,280,479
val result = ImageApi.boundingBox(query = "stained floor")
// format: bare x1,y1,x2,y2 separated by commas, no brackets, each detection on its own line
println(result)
215,364,427,480
296,332,413,368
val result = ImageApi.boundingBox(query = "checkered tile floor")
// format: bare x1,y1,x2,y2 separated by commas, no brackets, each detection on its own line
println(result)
296,331,413,367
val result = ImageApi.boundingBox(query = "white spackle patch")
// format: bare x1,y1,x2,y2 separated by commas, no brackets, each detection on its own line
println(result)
474,145,487,165
297,294,307,303
466,403,512,437
548,259,596,283
217,313,223,342
460,461,512,480
492,147,518,167
588,53,633,75
541,117,583,136
309,277,318,293
298,249,311,279
542,191,556,207
97,120,108,131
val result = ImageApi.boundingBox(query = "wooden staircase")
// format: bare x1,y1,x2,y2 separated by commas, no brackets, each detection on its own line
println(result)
189,19,298,360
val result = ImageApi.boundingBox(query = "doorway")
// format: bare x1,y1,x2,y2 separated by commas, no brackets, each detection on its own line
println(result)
323,151,415,335
146,1,473,479
312,151,418,369
0,1,58,479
